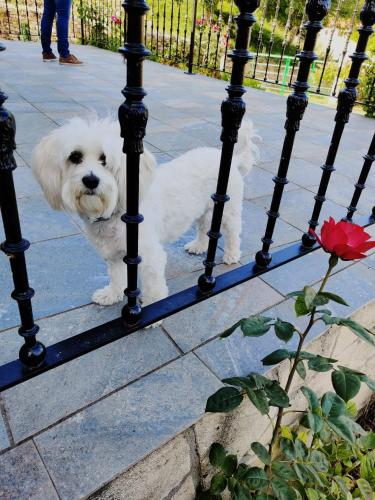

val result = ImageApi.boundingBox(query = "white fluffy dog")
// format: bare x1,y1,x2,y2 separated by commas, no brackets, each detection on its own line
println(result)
32,117,258,307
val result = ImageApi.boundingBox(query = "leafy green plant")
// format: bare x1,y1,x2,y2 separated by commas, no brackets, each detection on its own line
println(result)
197,219,375,499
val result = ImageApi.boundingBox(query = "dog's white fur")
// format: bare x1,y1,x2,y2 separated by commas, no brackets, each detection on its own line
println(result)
32,117,258,307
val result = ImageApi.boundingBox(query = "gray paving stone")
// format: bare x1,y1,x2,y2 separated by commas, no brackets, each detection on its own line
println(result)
244,165,298,200
34,354,221,499
0,414,10,451
261,248,352,295
195,298,326,380
14,112,57,145
0,441,59,500
252,188,346,232
3,328,178,442
0,235,108,331
163,277,284,352
0,196,80,244
12,167,43,199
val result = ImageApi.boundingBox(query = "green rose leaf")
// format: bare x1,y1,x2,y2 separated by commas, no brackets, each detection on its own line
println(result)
222,377,255,390
262,349,291,366
233,482,251,500
210,472,227,494
308,355,334,372
294,438,308,460
241,315,274,337
244,467,269,490
246,388,270,415
220,320,244,339
320,317,375,346
209,443,226,467
310,450,329,472
295,295,309,317
357,478,373,500
251,442,271,465
321,392,346,417
312,294,330,306
296,360,306,379
222,454,238,476
274,319,295,342
301,386,320,411
206,387,243,413
303,285,317,309
248,372,272,389
301,412,323,433
318,291,349,306
280,437,296,460
271,478,297,500
363,376,375,392
331,369,361,402
265,382,290,408
327,416,355,443
271,461,298,480
357,432,375,450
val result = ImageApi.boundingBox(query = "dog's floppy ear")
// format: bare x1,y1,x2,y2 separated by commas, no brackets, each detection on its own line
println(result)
32,131,63,210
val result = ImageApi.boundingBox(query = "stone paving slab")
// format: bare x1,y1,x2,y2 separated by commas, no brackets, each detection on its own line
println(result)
2,326,178,443
0,235,108,331
163,277,284,352
34,354,222,500
0,413,10,451
0,441,59,500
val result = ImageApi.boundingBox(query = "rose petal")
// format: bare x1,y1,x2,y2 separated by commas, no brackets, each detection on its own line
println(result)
309,228,322,247
333,243,367,260
355,241,375,254
323,224,348,253
337,221,370,246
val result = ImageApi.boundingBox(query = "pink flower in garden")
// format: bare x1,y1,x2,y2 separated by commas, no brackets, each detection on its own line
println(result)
212,24,219,32
196,18,205,26
310,217,375,260
111,15,121,25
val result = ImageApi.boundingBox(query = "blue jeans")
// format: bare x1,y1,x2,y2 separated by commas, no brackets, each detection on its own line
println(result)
41,0,72,57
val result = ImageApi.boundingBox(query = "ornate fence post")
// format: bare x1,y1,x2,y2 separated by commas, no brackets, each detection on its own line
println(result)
0,81,46,368
345,132,375,222
302,0,375,248
118,0,150,325
187,0,198,74
198,0,260,293
255,0,330,269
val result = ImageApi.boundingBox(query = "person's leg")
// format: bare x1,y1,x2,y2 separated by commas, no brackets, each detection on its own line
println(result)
40,0,56,55
55,0,72,57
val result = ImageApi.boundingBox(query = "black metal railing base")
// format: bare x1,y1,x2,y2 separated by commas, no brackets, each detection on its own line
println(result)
1,212,374,392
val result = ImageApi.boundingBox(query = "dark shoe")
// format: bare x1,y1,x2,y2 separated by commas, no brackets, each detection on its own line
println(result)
43,52,57,61
59,54,82,65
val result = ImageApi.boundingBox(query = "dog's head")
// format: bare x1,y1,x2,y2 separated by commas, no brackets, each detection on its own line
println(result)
32,117,156,222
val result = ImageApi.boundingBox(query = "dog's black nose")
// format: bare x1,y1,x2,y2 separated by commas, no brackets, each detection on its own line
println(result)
82,173,100,190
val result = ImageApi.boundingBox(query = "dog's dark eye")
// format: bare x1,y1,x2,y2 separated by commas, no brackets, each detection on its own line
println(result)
68,150,83,164
99,153,106,166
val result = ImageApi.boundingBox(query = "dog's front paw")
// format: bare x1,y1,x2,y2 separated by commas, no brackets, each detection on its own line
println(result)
184,239,207,255
92,286,124,306
223,250,241,265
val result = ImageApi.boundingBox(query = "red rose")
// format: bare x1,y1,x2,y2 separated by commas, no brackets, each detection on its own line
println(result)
310,217,375,260
111,15,121,25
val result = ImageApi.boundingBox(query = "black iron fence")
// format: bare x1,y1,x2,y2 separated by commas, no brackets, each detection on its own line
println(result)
1,0,375,115
0,0,375,390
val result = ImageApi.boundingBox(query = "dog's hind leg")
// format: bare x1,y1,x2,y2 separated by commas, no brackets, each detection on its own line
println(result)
184,211,211,255
92,258,127,306
222,202,242,265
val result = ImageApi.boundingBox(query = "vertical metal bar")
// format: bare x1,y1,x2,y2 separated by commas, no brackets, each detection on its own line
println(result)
198,0,260,294
34,0,40,37
175,1,181,60
222,0,234,72
168,0,174,58
5,0,11,35
150,0,155,50
253,0,268,78
187,0,198,73
213,0,224,71
197,2,205,68
162,0,166,57
288,0,308,87
316,0,343,93
118,0,150,325
264,0,281,81
24,0,31,37
345,133,375,222
332,0,360,96
15,0,22,37
275,0,294,84
302,0,375,248
156,0,160,55
0,80,46,368
182,0,189,60
255,0,330,269
80,0,85,44
204,0,214,68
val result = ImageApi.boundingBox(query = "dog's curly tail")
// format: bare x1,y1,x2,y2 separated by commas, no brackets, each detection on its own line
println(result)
234,119,260,178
